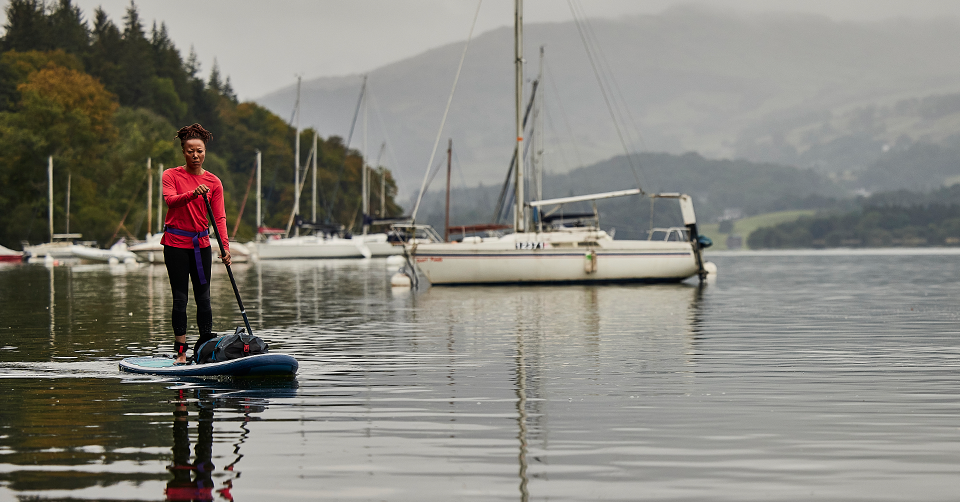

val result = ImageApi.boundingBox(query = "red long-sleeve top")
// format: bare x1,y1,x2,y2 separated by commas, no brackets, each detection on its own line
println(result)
161,166,229,253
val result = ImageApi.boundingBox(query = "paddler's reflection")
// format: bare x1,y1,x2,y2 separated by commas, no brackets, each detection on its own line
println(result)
165,387,267,502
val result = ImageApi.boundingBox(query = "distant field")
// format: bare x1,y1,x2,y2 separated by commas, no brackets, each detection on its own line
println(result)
699,210,816,250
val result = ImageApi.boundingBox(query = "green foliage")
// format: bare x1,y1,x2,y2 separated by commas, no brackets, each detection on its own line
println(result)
0,62,117,244
0,1,402,248
748,187,960,248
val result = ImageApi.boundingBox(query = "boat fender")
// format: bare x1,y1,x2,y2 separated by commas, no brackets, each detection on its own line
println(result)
584,250,598,274
391,271,413,288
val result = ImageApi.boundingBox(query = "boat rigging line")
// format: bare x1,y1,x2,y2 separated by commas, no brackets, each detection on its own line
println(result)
492,78,540,224
368,85,405,186
543,59,585,169
322,76,366,224
411,0,483,221
571,1,647,152
565,0,645,195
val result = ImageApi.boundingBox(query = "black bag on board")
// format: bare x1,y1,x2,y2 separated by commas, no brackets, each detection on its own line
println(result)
195,327,268,364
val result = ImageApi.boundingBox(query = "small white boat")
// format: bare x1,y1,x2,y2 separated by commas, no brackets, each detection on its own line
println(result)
71,239,138,264
255,231,400,260
0,244,23,263
23,236,86,260
128,232,250,264
127,233,164,263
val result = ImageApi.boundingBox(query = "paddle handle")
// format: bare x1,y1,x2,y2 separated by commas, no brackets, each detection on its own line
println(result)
203,193,254,337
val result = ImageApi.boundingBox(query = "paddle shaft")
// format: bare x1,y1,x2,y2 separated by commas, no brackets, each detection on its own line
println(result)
203,193,254,337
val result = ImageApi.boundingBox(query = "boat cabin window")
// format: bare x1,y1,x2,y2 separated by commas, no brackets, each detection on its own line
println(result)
647,228,688,241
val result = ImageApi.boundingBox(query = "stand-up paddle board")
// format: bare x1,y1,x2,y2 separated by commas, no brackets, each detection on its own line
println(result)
119,353,298,377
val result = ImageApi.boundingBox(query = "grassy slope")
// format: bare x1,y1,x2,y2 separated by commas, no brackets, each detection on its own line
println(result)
700,210,816,250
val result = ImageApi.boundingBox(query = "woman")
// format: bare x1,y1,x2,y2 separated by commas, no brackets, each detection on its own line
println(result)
162,123,231,363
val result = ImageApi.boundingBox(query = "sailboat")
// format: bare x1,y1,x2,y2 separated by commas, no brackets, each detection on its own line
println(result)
405,0,716,285
255,76,400,260
23,156,92,260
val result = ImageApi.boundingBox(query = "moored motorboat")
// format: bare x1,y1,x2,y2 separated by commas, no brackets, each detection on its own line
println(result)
71,239,138,264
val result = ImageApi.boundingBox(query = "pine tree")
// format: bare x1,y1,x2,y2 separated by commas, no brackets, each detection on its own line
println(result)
207,58,222,92
48,0,89,56
223,76,238,103
116,0,154,107
87,7,122,94
185,45,200,77
2,0,51,52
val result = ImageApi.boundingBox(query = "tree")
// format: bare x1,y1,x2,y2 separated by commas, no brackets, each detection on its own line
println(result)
87,7,122,94
0,64,118,245
2,0,50,52
0,49,83,111
47,0,89,56
116,1,154,108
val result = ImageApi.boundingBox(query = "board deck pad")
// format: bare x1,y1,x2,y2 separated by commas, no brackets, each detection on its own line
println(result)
119,353,298,377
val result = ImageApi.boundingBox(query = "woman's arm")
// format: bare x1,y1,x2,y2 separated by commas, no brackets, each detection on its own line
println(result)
162,170,195,208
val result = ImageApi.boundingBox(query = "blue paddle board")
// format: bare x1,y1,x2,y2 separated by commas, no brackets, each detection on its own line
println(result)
119,353,298,377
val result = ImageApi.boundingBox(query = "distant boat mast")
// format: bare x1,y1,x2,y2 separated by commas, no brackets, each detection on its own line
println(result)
514,0,525,233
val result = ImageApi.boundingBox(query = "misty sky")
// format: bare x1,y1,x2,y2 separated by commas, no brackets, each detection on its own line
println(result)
4,0,960,100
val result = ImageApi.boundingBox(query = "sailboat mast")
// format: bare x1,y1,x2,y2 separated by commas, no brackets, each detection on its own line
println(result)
312,133,318,223
146,157,152,237
256,150,262,233
445,139,452,242
536,46,544,203
65,172,71,235
380,166,385,217
362,77,369,235
535,46,544,232
48,156,53,241
514,0,525,233
294,76,301,237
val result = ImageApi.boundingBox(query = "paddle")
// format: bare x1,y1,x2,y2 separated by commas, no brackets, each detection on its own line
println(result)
203,192,254,337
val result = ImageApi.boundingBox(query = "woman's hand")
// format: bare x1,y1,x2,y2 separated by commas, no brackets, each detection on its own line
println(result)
192,184,210,198
221,251,232,266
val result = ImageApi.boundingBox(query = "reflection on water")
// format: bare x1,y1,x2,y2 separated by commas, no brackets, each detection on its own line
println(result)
165,384,290,501
2,253,960,500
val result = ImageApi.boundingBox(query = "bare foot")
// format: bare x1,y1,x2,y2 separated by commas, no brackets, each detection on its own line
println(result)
175,354,187,364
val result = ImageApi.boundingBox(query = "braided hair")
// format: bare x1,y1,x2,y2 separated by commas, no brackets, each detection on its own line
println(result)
175,123,213,148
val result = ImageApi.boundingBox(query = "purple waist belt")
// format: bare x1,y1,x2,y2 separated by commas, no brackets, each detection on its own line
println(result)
165,226,210,285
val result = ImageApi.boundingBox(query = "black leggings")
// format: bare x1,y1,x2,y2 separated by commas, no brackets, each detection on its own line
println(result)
164,245,213,347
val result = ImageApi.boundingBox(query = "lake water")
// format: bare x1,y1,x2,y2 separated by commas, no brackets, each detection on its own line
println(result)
2,250,960,500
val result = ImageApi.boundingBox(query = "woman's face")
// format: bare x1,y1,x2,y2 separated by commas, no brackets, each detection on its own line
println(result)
182,138,206,170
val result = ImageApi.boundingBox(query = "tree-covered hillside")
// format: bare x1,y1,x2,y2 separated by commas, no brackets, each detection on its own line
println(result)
0,0,401,249
748,184,960,248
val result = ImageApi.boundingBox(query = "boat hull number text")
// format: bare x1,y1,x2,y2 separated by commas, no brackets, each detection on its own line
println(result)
515,242,546,250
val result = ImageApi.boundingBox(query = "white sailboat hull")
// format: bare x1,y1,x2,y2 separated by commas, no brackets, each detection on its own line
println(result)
128,233,250,264
71,245,138,263
410,231,700,285
23,241,78,259
361,235,402,257
256,233,400,260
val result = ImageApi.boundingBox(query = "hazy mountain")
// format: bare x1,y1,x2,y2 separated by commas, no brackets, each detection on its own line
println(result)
256,6,960,196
